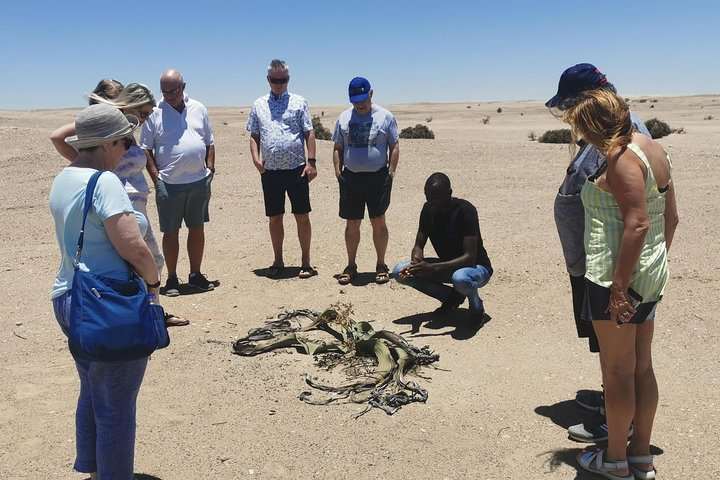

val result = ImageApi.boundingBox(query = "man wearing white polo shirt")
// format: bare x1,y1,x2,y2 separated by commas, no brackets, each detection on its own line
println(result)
140,68,215,296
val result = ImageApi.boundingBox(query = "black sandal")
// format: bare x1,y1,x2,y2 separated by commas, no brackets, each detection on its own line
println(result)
337,265,357,285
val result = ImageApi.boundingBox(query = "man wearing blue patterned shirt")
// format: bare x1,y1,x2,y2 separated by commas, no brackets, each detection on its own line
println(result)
247,59,317,279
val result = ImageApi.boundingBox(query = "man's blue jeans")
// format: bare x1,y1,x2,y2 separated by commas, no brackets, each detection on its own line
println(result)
392,259,491,313
53,291,148,479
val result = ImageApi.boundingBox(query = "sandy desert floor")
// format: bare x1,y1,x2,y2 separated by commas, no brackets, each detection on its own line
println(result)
1,95,719,479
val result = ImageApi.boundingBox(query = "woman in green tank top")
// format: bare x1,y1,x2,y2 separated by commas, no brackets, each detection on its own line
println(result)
563,89,678,480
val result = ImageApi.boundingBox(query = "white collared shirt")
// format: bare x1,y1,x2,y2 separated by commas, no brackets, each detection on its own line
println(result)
139,95,214,184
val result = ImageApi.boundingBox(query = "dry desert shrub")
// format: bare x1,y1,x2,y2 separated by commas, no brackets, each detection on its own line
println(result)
312,116,332,140
400,124,435,139
538,129,572,144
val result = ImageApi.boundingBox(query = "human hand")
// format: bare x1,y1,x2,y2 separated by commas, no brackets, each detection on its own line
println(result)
607,285,637,325
302,163,317,182
405,258,434,278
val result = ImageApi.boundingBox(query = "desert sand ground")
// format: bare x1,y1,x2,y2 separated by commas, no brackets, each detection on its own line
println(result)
1,95,718,479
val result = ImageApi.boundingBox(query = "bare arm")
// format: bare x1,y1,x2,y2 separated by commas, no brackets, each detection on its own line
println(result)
388,141,400,174
333,142,344,178
205,144,215,172
50,123,78,161
104,212,160,296
607,148,650,322
405,235,478,278
144,150,159,186
302,130,317,182
249,133,265,174
663,181,679,251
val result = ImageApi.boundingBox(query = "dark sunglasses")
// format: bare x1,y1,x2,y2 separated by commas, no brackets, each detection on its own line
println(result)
122,136,133,150
138,109,153,119
161,85,183,95
268,77,289,85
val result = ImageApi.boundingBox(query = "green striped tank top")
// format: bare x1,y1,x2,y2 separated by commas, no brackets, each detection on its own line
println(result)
580,143,671,302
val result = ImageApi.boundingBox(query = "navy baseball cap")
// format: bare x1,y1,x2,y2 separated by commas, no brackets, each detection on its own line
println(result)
349,77,371,103
546,63,608,108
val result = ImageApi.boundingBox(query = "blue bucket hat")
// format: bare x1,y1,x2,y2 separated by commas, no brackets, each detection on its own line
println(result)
546,63,608,108
348,77,371,103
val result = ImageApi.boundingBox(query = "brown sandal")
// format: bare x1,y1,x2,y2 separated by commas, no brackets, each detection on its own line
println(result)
337,265,357,285
165,312,190,327
375,264,391,284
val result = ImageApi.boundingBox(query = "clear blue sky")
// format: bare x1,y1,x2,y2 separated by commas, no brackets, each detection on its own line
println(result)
2,0,718,109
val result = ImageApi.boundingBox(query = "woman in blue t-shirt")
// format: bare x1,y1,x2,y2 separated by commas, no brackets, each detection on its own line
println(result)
50,104,160,480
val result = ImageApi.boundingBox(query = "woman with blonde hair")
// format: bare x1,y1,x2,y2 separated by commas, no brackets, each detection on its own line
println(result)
51,83,188,326
564,88,678,480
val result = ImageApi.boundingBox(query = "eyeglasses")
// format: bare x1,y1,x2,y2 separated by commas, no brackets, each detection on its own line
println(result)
268,77,289,85
138,109,153,119
122,136,133,151
161,85,183,95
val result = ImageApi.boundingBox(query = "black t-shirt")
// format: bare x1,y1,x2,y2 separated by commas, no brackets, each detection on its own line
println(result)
419,198,492,274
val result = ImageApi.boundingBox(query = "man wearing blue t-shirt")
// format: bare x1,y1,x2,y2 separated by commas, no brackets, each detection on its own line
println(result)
332,77,400,285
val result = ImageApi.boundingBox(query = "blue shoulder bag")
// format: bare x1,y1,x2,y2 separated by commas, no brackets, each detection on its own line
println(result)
68,170,169,362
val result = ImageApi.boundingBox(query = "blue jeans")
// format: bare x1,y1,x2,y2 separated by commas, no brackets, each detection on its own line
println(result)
53,291,148,479
392,259,491,313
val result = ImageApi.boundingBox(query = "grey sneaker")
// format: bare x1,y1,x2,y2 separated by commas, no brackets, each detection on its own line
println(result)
163,275,180,297
568,413,633,443
188,272,214,291
576,389,604,412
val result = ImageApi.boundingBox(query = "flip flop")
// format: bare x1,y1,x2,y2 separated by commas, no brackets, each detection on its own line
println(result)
337,265,357,285
165,312,190,327
298,266,316,279
375,263,391,284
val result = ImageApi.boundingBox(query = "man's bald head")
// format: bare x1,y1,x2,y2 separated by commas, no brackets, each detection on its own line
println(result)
160,68,186,111
161,69,184,84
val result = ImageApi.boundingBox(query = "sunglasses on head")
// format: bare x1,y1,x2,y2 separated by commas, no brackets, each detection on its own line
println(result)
268,77,289,85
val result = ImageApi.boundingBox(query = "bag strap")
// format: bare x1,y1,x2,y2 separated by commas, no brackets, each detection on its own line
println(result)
73,170,106,267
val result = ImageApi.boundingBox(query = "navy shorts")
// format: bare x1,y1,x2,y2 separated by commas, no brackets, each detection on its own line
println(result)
338,167,393,220
156,175,211,232
582,279,658,324
260,165,311,217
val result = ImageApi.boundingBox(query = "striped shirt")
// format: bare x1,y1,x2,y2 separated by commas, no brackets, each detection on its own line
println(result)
580,143,670,302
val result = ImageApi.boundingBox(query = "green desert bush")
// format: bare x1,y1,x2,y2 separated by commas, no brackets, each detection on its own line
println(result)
400,124,435,139
538,129,572,144
312,116,332,140
644,118,672,139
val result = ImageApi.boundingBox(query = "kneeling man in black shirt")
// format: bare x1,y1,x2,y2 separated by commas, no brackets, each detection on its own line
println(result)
392,172,493,322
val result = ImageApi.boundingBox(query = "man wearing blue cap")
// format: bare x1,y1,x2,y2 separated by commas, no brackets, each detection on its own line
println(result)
547,63,652,443
332,77,400,285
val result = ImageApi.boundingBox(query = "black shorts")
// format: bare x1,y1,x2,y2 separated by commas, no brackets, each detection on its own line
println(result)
260,165,311,217
338,167,393,220
582,279,658,325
